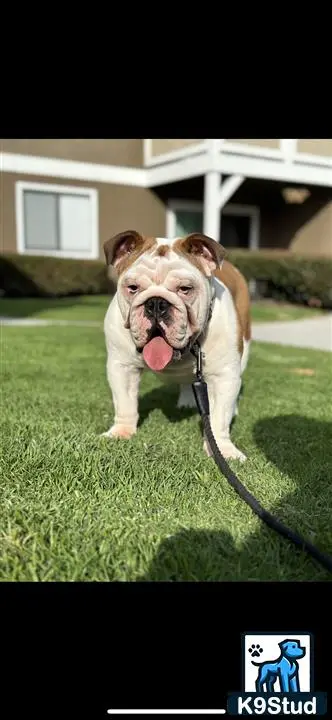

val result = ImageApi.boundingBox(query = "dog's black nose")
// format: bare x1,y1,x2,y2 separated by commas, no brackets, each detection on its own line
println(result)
144,296,171,320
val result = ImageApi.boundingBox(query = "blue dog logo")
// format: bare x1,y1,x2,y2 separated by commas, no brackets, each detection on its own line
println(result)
251,638,306,693
227,632,328,716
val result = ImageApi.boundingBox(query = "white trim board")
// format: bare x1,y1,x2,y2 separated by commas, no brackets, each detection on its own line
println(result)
293,153,332,168
143,139,208,167
15,180,99,260
212,140,332,167
216,153,332,187
144,138,332,169
166,199,260,251
3,148,332,190
220,141,332,168
147,153,210,186
148,152,332,188
2,149,209,188
220,141,283,160
146,138,331,167
2,147,331,191
2,152,147,187
143,139,153,167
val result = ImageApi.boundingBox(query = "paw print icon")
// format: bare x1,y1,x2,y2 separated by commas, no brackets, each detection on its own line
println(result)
248,644,263,658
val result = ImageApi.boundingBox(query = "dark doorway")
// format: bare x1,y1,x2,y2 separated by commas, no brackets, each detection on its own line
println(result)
220,214,250,248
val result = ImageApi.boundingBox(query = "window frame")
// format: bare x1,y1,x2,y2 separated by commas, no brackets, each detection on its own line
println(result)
166,199,260,251
15,180,99,260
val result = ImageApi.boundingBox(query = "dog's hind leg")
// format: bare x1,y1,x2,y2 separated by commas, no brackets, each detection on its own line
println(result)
241,338,250,374
255,677,263,693
255,665,270,693
267,678,276,693
177,384,196,409
255,672,265,693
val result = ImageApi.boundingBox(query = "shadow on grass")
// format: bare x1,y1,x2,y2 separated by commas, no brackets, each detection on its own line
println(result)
0,295,113,319
139,384,196,425
138,382,245,427
137,415,332,582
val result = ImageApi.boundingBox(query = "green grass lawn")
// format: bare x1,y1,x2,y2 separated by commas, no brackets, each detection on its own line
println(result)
0,295,326,324
1,321,332,582
249,300,325,323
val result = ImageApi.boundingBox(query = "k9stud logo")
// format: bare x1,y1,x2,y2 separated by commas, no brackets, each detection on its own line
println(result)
227,632,327,716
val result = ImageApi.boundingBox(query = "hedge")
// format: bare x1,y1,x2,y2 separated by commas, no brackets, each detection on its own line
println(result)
227,250,332,309
0,253,113,298
1,251,332,308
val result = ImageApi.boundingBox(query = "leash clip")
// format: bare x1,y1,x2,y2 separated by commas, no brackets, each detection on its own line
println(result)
191,341,210,416
190,341,203,381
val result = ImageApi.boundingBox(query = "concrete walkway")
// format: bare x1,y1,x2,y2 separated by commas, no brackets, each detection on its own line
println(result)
251,313,332,352
1,314,332,352
0,317,102,327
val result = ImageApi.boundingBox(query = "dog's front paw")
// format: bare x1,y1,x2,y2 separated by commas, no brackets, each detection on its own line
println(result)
100,424,137,440
203,437,247,462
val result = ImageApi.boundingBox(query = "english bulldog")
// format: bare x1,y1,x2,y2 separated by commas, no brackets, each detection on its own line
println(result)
102,230,251,461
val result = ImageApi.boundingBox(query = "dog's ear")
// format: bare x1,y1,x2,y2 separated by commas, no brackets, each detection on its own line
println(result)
278,640,290,651
103,230,145,270
175,233,226,275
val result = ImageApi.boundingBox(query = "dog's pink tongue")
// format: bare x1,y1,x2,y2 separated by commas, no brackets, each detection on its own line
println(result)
143,336,173,371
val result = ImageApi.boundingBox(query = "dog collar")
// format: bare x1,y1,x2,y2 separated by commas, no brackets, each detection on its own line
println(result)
186,290,215,360
207,284,216,322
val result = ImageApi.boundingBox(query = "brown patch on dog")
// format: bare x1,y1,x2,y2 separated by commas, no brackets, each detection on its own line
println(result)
103,230,157,276
116,237,157,276
237,323,244,356
155,244,170,257
214,259,251,355
174,234,250,357
173,233,226,275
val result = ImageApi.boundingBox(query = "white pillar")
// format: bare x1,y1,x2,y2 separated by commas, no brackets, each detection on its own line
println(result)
203,170,221,240
218,174,245,210
203,139,222,240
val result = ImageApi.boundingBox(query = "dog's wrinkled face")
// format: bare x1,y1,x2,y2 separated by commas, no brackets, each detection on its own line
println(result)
104,230,225,371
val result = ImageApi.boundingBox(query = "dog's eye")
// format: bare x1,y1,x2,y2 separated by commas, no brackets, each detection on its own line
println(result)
127,284,138,293
179,286,193,294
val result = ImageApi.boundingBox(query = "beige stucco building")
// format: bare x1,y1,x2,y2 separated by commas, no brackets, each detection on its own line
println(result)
1,139,331,260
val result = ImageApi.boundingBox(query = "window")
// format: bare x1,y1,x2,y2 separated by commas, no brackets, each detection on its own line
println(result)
175,209,203,236
16,181,99,259
167,200,260,250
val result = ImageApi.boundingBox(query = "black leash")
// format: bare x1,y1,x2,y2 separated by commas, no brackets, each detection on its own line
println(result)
190,342,332,575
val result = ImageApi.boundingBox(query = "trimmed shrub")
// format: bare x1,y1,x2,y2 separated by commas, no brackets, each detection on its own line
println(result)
1,250,332,308
226,250,332,309
0,254,113,298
